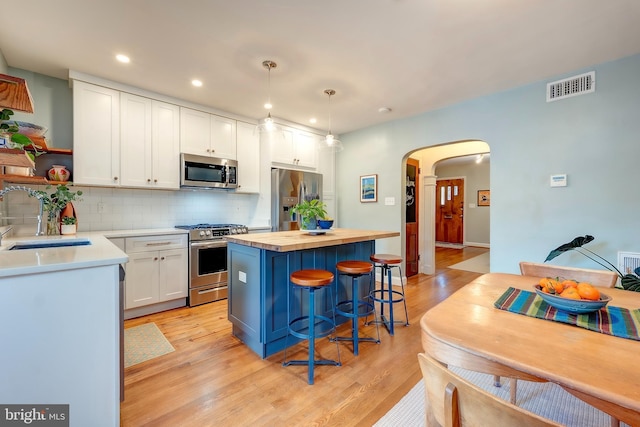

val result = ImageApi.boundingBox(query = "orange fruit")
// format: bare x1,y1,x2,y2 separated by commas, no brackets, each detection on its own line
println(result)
560,287,581,300
539,278,562,294
577,282,600,301
560,279,578,289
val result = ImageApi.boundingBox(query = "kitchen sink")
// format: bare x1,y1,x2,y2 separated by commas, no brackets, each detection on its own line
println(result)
8,238,92,250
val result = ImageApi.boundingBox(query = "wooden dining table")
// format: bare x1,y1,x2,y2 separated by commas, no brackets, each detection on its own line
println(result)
420,273,640,426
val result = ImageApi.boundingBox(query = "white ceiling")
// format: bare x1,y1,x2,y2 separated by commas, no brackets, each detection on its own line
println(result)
2,0,639,135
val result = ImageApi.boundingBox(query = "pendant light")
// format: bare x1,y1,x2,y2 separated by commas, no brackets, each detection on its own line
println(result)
321,89,344,152
256,60,281,134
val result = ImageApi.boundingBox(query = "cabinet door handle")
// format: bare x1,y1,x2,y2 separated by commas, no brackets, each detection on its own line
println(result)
145,242,172,247
154,179,158,183
160,256,165,260
147,179,151,183
153,257,158,261
114,176,119,181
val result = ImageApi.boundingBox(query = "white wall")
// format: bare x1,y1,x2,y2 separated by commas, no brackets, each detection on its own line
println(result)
338,53,640,274
7,67,74,149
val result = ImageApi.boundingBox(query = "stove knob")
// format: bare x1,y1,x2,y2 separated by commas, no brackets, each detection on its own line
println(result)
243,226,248,234
199,230,205,238
231,228,237,234
205,230,211,236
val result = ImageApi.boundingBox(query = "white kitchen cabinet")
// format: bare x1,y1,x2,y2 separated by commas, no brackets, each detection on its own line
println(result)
124,234,188,310
180,107,237,159
73,80,121,186
235,121,260,193
120,93,180,189
270,127,318,169
151,100,181,189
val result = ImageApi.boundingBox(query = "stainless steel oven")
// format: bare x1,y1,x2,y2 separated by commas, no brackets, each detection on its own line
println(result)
175,223,248,306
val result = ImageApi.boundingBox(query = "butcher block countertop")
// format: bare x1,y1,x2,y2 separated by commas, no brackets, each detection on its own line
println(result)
225,228,400,252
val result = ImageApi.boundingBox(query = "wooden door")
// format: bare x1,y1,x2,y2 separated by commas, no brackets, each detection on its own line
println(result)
435,178,464,244
405,158,419,277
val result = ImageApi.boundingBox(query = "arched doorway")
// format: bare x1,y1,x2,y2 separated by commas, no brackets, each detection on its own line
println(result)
402,140,490,276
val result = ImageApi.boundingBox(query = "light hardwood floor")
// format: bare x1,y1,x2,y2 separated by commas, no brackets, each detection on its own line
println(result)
121,246,489,426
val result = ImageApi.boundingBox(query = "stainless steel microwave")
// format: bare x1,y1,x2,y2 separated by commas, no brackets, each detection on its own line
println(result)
180,153,238,189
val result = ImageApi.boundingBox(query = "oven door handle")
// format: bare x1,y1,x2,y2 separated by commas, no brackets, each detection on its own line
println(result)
190,240,227,249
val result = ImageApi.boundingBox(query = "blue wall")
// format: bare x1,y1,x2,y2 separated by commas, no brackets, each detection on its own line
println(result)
339,53,640,274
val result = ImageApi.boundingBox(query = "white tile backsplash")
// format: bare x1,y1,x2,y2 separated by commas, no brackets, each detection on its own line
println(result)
1,184,263,236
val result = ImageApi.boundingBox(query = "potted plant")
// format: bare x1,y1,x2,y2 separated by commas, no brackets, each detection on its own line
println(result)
60,216,77,235
291,199,327,230
33,184,83,235
545,235,640,291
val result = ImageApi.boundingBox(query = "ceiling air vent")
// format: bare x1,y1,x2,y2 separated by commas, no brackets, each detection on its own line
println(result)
546,71,595,102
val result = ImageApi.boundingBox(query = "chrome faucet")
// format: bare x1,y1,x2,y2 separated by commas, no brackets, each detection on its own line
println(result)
0,185,46,238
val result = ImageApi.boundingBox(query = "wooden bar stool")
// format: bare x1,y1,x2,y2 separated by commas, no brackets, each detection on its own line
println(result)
332,260,380,355
282,269,341,385
367,254,409,335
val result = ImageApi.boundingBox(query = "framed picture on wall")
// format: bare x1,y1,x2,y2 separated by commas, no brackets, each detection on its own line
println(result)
477,190,490,206
360,174,377,202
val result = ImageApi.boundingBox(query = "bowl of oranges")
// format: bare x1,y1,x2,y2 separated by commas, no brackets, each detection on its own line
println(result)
534,278,612,314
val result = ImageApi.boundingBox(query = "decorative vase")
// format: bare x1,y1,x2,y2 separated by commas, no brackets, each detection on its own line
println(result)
47,165,70,182
46,211,60,235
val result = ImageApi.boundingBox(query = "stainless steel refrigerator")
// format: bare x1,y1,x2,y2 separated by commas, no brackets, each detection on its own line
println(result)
271,168,323,231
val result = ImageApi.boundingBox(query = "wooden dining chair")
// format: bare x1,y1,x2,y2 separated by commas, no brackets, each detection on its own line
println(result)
417,353,561,427
519,261,618,288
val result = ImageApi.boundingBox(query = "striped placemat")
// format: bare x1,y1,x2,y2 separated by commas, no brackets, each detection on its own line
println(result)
494,287,640,341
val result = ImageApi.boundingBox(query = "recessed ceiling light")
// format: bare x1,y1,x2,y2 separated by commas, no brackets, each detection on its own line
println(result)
309,118,317,124
191,79,203,87
115,54,130,64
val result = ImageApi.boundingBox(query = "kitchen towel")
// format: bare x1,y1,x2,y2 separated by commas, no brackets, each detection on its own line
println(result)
494,287,640,341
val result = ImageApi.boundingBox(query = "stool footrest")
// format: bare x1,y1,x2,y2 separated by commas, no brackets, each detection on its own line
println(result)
335,300,375,318
370,289,406,304
288,315,336,341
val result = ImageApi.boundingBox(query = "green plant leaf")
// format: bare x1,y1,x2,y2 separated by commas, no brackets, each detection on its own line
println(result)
10,133,33,147
621,274,640,291
544,235,595,262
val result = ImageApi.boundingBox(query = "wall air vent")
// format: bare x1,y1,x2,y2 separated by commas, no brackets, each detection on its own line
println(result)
618,251,640,276
546,71,595,102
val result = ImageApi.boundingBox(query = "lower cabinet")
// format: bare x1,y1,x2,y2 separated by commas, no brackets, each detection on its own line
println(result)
120,234,188,317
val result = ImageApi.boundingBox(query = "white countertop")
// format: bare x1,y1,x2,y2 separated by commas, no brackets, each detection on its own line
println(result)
0,233,128,278
0,228,191,278
100,227,188,239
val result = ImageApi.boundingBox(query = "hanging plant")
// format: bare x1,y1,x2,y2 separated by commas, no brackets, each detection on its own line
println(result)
545,235,640,291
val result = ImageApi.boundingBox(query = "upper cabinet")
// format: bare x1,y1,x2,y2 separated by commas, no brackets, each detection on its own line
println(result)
74,83,180,190
235,121,260,193
270,127,318,170
73,81,121,186
180,107,237,160
120,93,180,189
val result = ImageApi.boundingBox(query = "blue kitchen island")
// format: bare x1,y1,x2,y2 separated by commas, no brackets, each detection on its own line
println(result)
225,228,399,358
